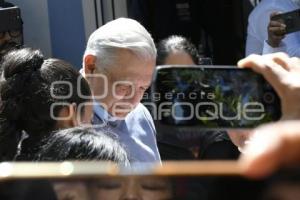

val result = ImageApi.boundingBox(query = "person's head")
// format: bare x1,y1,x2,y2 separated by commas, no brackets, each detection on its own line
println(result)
83,18,156,118
0,48,92,160
35,126,130,165
0,5,23,61
88,176,172,200
156,35,199,65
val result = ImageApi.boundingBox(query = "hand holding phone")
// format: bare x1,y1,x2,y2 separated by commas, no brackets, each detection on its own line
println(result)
271,9,300,35
238,53,300,120
151,65,281,129
267,12,287,47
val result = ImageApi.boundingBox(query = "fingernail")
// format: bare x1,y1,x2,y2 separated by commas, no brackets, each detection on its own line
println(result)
237,60,243,67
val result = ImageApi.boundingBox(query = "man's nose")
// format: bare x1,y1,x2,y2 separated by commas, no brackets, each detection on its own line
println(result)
120,179,141,200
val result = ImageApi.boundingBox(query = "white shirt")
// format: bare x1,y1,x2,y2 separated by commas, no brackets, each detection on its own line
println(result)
246,0,300,56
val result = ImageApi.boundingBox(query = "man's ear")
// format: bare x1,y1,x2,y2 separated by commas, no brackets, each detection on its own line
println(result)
84,55,97,75
56,103,79,128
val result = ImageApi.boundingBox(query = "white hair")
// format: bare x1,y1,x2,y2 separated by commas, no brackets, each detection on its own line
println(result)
83,18,157,69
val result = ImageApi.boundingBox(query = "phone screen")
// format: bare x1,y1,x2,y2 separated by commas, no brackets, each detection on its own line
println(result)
151,66,281,129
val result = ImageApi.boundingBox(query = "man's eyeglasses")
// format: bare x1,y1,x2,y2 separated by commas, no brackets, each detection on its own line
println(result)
0,30,22,39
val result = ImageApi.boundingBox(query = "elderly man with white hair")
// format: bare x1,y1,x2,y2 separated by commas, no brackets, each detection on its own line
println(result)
81,18,160,163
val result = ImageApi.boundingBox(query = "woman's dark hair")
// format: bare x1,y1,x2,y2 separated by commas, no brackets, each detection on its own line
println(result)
35,126,130,166
0,48,91,160
156,35,200,65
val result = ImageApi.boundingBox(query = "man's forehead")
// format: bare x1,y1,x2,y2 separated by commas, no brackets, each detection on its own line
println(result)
110,55,154,76
104,48,155,84
115,48,155,65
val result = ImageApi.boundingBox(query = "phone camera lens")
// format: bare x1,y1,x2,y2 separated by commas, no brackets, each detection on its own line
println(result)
263,92,275,104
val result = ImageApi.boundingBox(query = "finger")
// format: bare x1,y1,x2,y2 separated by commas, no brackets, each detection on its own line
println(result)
227,130,252,148
239,122,283,178
238,54,287,75
238,54,288,95
288,57,300,72
240,121,300,178
269,21,286,29
270,12,285,24
269,27,286,36
238,54,264,70
260,57,289,97
239,142,281,179
272,52,294,71
270,12,281,18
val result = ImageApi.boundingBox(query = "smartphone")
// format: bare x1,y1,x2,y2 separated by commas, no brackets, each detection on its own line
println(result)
150,66,281,130
271,9,300,34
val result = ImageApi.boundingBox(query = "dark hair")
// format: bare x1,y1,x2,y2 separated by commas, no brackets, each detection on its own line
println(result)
0,48,91,160
156,35,200,65
0,0,14,8
35,126,130,166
